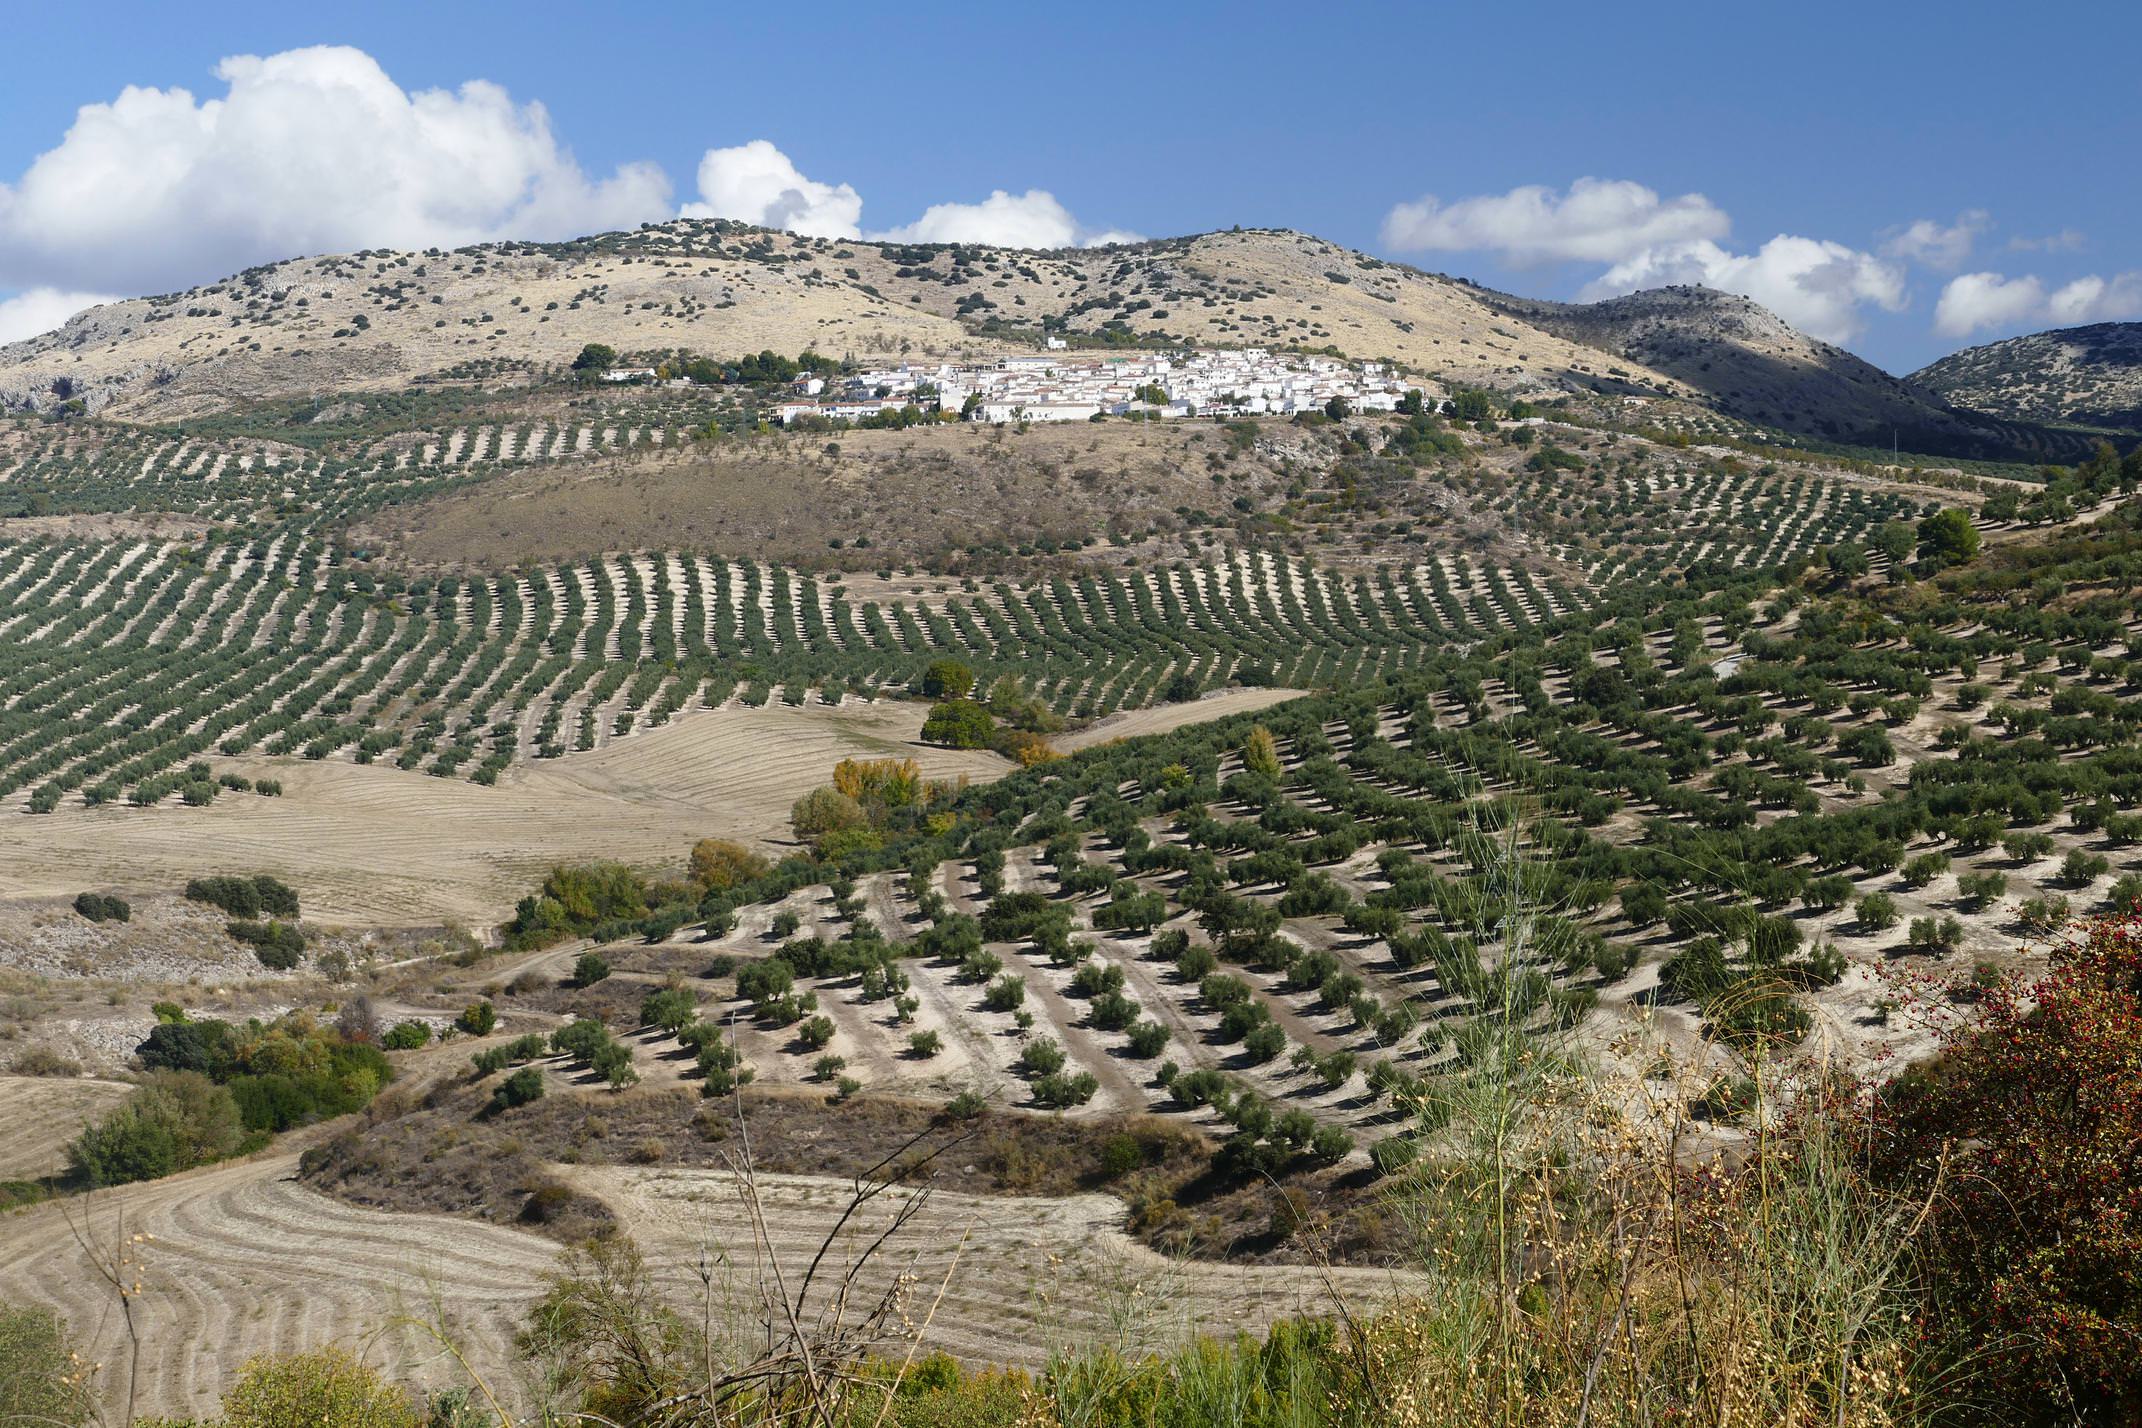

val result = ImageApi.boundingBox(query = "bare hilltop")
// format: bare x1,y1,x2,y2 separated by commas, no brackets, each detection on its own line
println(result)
1912,320,2142,433
0,219,2082,460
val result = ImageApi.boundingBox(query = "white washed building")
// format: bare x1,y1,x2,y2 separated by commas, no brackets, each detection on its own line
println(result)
772,346,1430,425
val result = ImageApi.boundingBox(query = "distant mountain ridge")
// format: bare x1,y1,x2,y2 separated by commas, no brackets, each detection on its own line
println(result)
0,219,2095,461
1475,284,2091,463
1911,322,2142,433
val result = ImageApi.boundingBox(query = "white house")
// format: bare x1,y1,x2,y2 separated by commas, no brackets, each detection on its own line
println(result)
774,399,903,424
823,399,901,420
757,347,1424,426
978,400,1099,424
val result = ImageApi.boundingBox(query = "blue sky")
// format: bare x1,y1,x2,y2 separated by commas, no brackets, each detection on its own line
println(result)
2,0,2135,372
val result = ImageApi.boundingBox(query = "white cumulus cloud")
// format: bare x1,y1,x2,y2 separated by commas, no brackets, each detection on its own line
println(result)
680,141,1131,249
1583,235,1906,345
0,45,673,296
0,287,120,345
1374,176,2054,345
1379,177,1729,266
1935,269,2142,337
876,190,1082,248
679,140,861,238
1933,273,2044,337
2047,273,2142,324
1880,210,1989,270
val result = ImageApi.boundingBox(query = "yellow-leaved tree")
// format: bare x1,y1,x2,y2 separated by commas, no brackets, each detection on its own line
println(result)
688,838,770,892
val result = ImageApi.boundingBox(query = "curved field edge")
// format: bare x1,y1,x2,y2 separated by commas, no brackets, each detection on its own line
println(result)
0,1150,1404,1423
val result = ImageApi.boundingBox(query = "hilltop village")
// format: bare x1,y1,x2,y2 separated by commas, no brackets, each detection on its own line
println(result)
755,348,1422,425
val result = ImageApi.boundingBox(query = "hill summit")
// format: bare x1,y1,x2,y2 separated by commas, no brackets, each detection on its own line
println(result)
1911,321,2142,432
0,219,2091,460
0,223,1675,420
1476,283,2087,462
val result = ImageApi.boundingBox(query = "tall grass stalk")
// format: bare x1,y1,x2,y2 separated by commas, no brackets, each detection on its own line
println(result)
1273,710,1948,1428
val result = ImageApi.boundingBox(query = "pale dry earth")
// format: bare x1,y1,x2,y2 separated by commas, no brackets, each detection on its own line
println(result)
358,418,1279,572
0,1148,1410,1423
0,702,1008,928
1052,687,1309,751
0,1074,134,1177
0,894,321,978
0,1153,560,1423
572,1164,1410,1365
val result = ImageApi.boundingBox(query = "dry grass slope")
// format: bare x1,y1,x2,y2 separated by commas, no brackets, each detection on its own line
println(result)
0,1074,134,1178
359,420,1276,572
0,702,1007,927
0,1153,560,1423
0,1148,1405,1423
0,224,1691,421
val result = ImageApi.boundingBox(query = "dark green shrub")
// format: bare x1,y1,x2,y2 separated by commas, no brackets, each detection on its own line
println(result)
1855,892,1899,931
381,1021,431,1050
228,919,306,969
921,698,995,749
1098,1134,1145,1178
186,874,300,920
1016,1039,1066,1076
1242,1023,1287,1064
639,987,697,1034
1124,1021,1170,1059
1030,1071,1098,1109
982,975,1026,1012
1371,1136,1418,1177
73,892,131,923
488,1067,545,1114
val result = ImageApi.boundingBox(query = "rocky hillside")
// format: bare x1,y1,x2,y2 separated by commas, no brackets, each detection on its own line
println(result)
0,223,1696,422
1911,322,2142,433
1476,284,2091,463
0,218,2093,461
